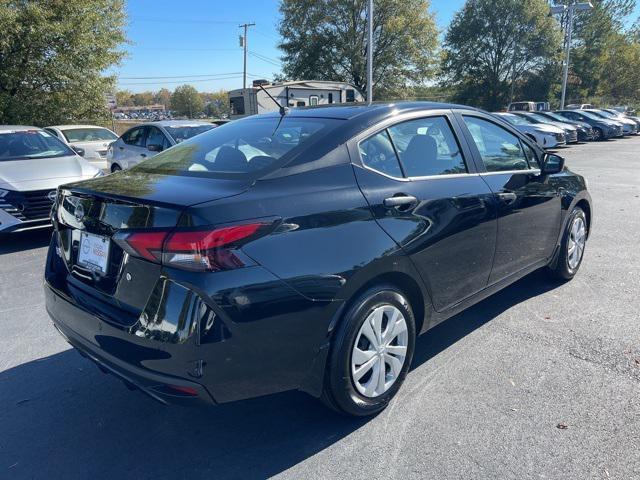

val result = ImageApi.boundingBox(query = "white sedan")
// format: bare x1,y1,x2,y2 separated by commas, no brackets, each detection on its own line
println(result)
45,124,119,170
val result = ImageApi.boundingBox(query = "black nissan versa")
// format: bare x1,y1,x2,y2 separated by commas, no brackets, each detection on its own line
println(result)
45,102,592,416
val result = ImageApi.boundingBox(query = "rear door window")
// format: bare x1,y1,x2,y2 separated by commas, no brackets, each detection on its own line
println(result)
122,127,146,147
387,116,467,177
358,130,403,178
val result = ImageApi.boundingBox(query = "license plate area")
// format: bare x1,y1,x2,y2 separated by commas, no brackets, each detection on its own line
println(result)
77,232,110,275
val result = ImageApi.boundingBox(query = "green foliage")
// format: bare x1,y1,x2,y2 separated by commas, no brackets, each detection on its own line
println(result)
553,0,640,103
278,0,439,99
201,90,231,118
440,0,562,110
170,85,204,117
0,0,126,126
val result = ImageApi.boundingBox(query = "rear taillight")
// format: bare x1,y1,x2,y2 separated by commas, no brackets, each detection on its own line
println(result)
115,222,271,272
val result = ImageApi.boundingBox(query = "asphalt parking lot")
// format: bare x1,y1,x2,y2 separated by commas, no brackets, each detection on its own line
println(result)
1,137,639,480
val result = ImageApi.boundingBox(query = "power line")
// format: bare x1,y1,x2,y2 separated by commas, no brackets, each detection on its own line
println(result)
248,50,282,67
118,73,267,86
120,72,245,80
131,17,244,24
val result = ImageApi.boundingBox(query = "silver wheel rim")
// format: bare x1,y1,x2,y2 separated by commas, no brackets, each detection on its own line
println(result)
567,216,586,270
351,305,408,398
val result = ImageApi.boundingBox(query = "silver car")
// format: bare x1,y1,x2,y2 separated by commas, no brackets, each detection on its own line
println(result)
493,113,566,148
511,112,579,143
0,126,102,234
45,124,119,170
107,120,216,172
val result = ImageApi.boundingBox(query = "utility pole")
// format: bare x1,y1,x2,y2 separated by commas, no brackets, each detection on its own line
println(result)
366,0,373,103
551,2,592,109
239,22,255,91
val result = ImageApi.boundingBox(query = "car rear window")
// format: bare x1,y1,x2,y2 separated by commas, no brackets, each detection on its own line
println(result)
133,116,342,178
163,124,216,143
62,128,118,142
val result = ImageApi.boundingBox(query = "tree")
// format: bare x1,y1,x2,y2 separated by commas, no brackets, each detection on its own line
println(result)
201,90,231,118
171,85,204,117
116,90,134,107
440,0,562,110
0,0,126,125
552,0,638,103
155,88,172,108
130,91,155,106
278,0,439,99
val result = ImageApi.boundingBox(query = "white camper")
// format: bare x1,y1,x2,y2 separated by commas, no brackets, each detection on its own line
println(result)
228,80,364,118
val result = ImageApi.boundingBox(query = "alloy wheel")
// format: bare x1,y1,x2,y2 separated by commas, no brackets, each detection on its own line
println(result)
351,305,408,398
567,216,586,270
593,128,602,141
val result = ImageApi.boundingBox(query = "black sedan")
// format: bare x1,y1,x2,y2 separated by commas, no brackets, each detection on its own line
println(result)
555,110,622,140
536,111,594,142
45,103,592,416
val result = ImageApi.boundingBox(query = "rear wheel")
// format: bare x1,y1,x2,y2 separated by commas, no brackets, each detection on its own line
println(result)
321,285,416,416
548,207,587,280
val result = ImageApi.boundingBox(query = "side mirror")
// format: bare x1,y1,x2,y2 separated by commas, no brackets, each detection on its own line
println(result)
541,153,565,174
72,146,85,157
147,144,163,152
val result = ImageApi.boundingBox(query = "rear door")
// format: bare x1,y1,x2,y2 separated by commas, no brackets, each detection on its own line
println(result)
456,113,562,283
117,126,148,168
350,111,498,312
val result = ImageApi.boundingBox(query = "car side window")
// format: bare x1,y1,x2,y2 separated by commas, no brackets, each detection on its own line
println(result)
146,127,166,149
122,127,145,147
358,130,403,178
462,116,529,172
387,116,467,177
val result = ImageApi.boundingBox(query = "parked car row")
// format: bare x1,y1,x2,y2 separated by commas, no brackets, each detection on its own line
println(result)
494,108,639,148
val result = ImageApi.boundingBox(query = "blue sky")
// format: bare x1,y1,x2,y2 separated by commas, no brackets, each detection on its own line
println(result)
117,0,466,92
117,0,639,93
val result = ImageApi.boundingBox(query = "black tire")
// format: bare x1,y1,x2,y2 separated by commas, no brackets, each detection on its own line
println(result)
111,164,122,173
548,207,587,280
321,285,416,416
592,127,603,141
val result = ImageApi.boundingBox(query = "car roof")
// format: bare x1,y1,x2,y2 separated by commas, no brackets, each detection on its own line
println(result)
258,101,479,124
148,120,214,127
47,124,114,130
0,125,40,132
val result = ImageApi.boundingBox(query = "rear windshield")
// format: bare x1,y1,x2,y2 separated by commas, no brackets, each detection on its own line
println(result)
62,128,118,142
0,130,74,161
134,116,342,178
164,124,216,143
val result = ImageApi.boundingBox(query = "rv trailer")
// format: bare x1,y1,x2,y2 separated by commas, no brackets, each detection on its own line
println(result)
229,80,365,119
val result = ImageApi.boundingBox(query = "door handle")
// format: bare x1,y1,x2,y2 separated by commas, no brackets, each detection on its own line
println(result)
497,192,517,205
383,195,418,210
118,146,124,150
140,153,147,158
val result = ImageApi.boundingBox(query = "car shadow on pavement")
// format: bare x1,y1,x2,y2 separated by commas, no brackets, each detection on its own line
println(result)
0,228,52,255
0,270,562,479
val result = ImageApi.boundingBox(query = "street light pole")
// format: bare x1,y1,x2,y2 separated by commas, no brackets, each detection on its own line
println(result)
366,0,373,103
551,2,592,109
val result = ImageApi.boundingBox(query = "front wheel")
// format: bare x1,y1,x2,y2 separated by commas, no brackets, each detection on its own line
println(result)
592,127,603,141
321,285,416,416
548,207,587,280
110,163,122,173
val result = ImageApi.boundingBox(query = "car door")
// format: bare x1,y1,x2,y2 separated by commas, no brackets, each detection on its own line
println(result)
116,126,148,168
457,113,562,284
351,111,498,312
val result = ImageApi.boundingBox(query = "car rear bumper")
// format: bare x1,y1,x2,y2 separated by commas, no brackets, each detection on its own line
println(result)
45,283,217,406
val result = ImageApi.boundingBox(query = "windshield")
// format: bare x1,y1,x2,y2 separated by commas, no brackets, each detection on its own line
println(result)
163,124,216,143
593,110,616,119
545,112,569,122
0,130,75,161
497,114,530,126
580,111,607,121
134,116,342,178
61,127,118,143
527,113,553,123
